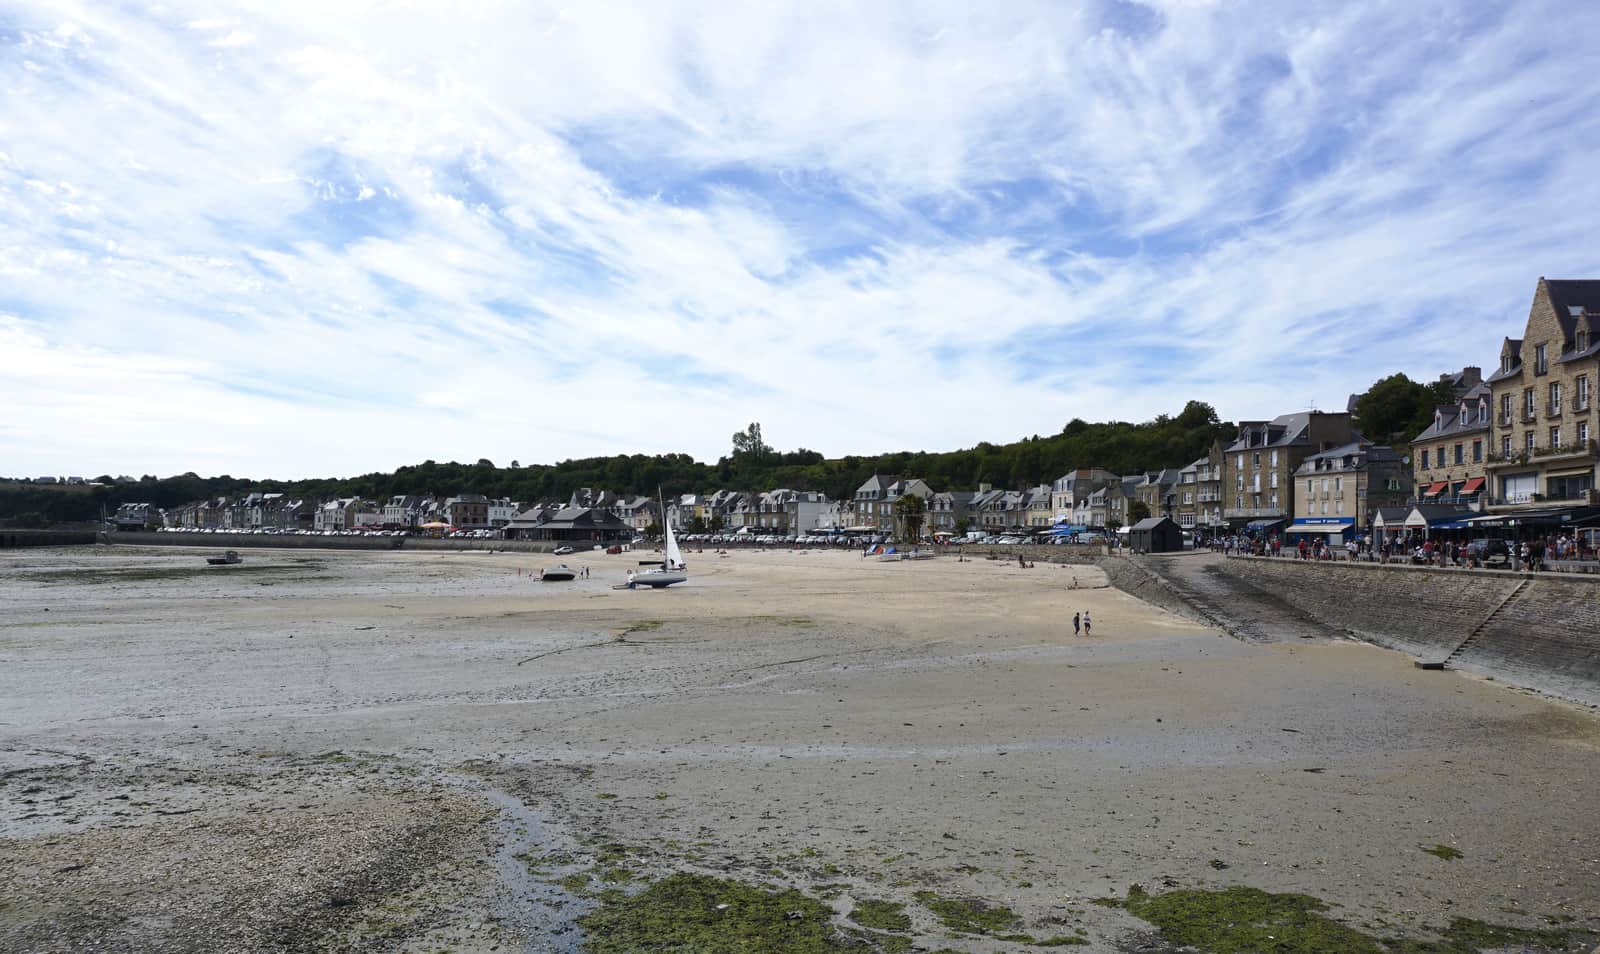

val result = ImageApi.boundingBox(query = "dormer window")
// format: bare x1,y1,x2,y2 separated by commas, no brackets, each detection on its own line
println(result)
1535,343,1548,374
1580,331,1590,352
1501,353,1514,374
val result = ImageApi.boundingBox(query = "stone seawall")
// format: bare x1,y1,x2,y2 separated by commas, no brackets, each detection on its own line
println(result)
105,531,576,554
1097,555,1212,625
1214,557,1600,706
0,529,100,548
962,543,1110,565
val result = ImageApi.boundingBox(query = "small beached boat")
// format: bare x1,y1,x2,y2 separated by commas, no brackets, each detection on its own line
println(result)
631,490,687,588
206,550,242,566
539,564,577,582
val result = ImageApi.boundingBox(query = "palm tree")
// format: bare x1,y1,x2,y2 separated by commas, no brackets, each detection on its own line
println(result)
893,493,927,544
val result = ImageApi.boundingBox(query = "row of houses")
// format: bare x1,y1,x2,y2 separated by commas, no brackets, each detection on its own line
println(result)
118,279,1600,547
142,489,664,539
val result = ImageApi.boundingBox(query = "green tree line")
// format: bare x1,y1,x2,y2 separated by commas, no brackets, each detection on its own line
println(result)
4,401,1239,526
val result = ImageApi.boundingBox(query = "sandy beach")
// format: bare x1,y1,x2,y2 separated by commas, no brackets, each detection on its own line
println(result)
2,544,1597,953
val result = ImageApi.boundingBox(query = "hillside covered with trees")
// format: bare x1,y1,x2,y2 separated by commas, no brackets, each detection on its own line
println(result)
2,401,1237,527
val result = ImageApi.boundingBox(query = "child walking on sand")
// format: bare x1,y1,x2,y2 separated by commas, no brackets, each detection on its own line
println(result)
1073,612,1081,636
1083,611,1092,637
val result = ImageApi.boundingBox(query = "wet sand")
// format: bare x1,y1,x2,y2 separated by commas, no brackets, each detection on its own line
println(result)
2,545,1597,952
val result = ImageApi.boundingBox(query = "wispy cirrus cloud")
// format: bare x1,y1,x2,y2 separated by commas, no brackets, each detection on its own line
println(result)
2,0,1598,478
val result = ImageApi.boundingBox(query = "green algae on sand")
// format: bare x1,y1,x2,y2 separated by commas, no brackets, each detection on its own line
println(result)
913,890,1022,935
1106,884,1589,954
578,873,861,953
849,898,912,932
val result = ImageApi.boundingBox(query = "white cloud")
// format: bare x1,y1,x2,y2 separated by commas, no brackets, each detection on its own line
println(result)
1,0,1598,479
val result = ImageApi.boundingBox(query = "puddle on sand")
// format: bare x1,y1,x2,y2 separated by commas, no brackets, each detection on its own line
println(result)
449,776,590,954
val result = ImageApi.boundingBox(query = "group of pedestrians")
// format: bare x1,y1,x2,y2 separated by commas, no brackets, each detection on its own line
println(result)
1072,611,1092,637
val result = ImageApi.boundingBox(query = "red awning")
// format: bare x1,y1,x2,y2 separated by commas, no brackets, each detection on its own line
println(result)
1423,481,1448,497
1459,477,1485,495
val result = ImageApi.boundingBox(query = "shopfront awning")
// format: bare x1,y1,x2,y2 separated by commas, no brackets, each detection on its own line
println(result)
1422,481,1449,497
1459,477,1485,495
1464,507,1598,527
1285,522,1351,534
1246,518,1286,530
1405,506,1477,529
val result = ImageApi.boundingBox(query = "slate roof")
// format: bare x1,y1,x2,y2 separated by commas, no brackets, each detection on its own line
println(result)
1545,279,1600,340
1295,441,1402,474
1226,412,1311,451
1412,383,1492,443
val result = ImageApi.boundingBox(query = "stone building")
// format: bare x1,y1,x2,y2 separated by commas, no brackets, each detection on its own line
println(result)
849,475,933,532
1049,469,1119,522
1132,469,1180,521
1287,441,1412,545
1410,381,1491,510
1484,278,1600,513
1175,458,1202,529
926,490,976,534
444,494,490,529
1222,411,1362,534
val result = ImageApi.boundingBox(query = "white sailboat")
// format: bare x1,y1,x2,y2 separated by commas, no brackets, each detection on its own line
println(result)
632,491,688,588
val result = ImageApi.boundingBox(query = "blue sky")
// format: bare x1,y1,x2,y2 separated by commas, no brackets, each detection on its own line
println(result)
3,0,1599,478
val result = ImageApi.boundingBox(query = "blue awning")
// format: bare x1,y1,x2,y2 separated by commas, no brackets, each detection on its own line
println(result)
1286,522,1351,533
1431,520,1473,530
1246,518,1286,529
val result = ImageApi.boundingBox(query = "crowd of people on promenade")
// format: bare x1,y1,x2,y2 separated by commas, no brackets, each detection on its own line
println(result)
1204,531,1597,571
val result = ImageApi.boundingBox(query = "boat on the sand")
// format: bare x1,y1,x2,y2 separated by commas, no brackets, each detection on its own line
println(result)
631,490,687,588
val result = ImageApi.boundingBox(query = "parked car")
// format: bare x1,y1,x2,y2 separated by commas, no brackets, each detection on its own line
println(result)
553,545,575,555
1469,538,1511,566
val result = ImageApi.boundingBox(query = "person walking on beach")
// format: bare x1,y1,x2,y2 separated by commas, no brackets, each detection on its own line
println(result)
1082,611,1092,637
1073,612,1081,637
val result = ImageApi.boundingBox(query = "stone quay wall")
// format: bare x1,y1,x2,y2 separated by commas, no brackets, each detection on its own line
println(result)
1097,555,1212,625
104,531,577,555
958,543,1112,566
1215,556,1600,706
0,529,100,548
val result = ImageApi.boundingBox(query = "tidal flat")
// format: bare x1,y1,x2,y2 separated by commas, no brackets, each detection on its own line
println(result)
2,545,1596,952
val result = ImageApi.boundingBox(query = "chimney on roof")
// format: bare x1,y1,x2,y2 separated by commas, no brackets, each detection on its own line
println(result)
978,482,992,494
1460,366,1481,387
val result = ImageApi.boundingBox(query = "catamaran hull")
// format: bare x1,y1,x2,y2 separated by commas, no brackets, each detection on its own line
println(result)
632,571,687,588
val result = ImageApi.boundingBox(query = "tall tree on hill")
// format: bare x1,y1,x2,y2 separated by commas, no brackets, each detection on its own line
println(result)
730,422,773,461
1353,374,1457,445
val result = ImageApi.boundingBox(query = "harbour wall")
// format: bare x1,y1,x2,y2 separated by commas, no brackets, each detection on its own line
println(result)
959,543,1111,565
104,531,571,554
0,529,101,548
1211,556,1600,706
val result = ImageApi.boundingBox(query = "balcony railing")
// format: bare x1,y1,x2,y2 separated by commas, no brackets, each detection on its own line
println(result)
1224,506,1285,519
1407,494,1481,507
1576,396,1592,413
1547,401,1563,418
1532,439,1598,459
1487,489,1600,508
1499,412,1513,426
